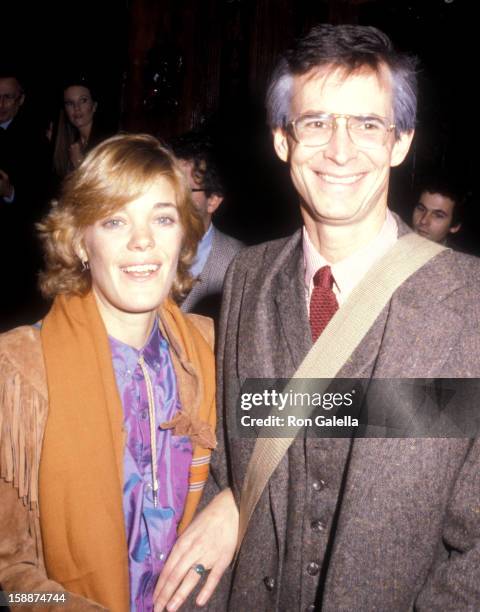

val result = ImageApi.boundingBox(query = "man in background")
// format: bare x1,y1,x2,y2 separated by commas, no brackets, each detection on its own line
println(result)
0,69,50,212
171,131,243,319
412,177,463,244
0,74,25,202
0,67,51,330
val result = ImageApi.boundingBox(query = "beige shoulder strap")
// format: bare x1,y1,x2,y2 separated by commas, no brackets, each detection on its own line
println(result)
237,233,445,550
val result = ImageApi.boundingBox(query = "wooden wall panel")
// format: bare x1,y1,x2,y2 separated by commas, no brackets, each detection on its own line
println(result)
123,0,335,138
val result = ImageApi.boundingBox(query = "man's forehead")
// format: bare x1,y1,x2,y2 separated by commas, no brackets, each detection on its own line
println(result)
420,191,456,213
178,158,192,172
290,63,393,115
0,77,22,93
178,158,204,186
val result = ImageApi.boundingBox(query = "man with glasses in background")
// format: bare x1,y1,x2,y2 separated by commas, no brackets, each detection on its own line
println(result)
0,68,50,329
154,24,480,612
0,72,26,203
171,131,244,320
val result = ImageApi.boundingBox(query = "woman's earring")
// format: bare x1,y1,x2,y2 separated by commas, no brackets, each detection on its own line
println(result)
81,260,90,272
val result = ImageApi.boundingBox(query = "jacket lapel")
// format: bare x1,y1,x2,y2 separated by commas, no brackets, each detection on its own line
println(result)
264,234,311,561
274,245,312,371
237,231,311,379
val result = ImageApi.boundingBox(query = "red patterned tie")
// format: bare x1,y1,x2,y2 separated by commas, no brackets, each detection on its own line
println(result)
309,266,339,342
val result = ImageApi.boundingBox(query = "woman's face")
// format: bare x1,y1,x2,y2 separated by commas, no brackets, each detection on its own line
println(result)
78,179,183,332
64,85,97,130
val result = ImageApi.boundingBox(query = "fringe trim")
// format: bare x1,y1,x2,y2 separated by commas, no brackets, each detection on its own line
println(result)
0,354,48,510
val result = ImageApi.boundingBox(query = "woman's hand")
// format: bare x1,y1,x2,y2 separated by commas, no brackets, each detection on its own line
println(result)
0,169,13,199
69,142,84,168
153,488,239,611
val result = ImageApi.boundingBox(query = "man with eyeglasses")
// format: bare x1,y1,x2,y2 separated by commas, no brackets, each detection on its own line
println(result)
154,25,480,612
0,74,26,202
0,70,50,207
0,69,50,329
171,131,244,320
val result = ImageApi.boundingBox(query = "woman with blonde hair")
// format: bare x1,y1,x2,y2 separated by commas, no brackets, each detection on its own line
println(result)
0,134,216,611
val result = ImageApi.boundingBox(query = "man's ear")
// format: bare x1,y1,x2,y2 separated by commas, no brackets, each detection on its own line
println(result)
273,128,290,162
206,194,223,215
449,222,461,235
390,130,414,167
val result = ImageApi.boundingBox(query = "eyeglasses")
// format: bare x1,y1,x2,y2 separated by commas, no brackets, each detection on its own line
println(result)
286,113,396,149
0,93,21,105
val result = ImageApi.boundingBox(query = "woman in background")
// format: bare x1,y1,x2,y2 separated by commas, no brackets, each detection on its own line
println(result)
0,134,216,611
52,76,111,179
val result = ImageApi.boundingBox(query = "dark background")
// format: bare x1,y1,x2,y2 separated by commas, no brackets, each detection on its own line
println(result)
2,0,478,249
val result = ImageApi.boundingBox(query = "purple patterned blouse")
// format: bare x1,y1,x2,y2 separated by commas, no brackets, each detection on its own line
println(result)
109,323,193,611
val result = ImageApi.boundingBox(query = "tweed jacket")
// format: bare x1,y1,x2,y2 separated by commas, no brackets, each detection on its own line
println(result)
0,313,214,611
204,218,480,611
181,226,244,319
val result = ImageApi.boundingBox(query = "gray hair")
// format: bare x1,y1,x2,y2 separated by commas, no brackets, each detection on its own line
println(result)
266,24,418,139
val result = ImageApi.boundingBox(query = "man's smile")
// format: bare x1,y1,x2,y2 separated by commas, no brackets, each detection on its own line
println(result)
313,171,366,185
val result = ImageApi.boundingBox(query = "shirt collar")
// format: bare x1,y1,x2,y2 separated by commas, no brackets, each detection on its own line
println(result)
108,319,167,374
190,222,214,277
0,119,13,130
303,209,398,305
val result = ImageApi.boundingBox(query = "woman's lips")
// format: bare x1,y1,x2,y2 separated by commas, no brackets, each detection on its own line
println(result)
120,263,160,280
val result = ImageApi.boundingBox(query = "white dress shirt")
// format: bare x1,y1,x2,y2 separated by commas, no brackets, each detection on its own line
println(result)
303,209,398,309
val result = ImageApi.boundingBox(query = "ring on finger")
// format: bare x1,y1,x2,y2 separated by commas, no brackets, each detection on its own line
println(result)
191,563,206,576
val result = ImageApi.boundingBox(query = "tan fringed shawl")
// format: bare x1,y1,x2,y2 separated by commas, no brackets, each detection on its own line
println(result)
36,292,215,611
0,327,48,506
